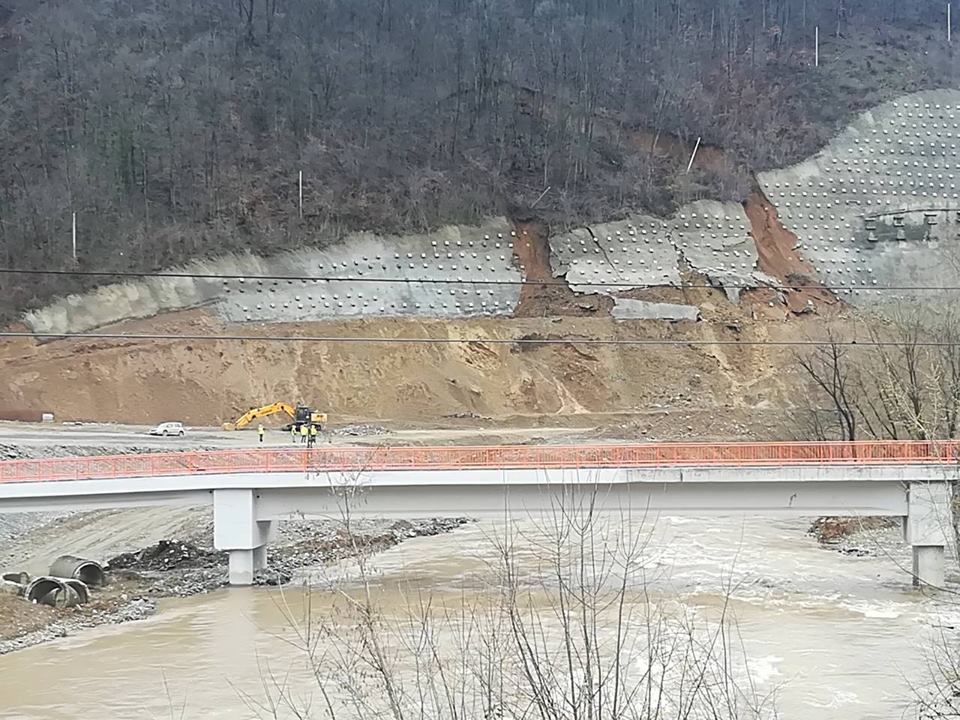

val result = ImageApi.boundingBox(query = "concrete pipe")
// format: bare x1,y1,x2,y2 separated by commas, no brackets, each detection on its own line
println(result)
25,577,87,608
49,555,105,587
62,579,90,604
2,572,29,585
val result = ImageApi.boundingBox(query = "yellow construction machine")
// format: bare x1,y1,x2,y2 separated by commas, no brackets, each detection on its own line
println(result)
223,402,327,431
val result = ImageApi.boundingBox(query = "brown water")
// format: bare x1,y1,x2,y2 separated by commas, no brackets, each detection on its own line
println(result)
0,517,953,719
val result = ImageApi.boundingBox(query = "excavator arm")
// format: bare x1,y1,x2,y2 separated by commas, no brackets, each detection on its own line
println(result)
224,402,296,430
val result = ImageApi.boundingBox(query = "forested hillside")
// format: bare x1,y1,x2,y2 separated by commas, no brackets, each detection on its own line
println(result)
0,0,956,314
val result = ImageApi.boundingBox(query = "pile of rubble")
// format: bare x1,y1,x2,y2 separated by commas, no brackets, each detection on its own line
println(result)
0,443,218,460
108,540,227,572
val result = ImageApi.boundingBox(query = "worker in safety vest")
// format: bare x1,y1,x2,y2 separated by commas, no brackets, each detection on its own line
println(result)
300,424,309,444
309,424,318,447
290,425,297,444
257,424,265,444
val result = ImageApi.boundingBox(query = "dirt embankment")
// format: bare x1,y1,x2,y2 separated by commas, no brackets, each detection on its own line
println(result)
743,190,837,314
809,516,900,544
0,186,842,433
511,220,611,318
0,303,824,430
807,516,902,559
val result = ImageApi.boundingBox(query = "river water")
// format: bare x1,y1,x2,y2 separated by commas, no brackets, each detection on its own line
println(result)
0,516,955,719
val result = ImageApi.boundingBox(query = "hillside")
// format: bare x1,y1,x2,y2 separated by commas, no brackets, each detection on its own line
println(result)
1,0,958,316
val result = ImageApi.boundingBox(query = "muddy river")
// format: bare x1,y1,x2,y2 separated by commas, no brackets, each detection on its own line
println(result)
0,517,954,719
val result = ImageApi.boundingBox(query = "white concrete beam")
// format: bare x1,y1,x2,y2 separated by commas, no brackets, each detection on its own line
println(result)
913,546,945,589
905,481,952,589
0,490,210,514
0,465,946,510
213,490,274,585
229,549,256,586
0,463,947,588
253,480,909,520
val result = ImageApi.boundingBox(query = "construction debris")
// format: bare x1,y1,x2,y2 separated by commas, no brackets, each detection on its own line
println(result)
107,540,227,572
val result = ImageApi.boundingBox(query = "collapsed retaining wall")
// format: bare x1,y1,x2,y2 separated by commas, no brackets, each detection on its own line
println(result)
24,89,960,333
550,199,774,302
25,206,767,332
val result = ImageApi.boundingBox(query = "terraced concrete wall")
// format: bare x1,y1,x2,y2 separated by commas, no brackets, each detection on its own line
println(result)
757,89,960,306
24,219,522,334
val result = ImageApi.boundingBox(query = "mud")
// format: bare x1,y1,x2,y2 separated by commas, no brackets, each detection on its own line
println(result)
108,540,226,572
809,516,900,544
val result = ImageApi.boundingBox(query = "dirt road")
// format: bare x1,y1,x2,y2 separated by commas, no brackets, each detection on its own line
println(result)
0,406,786,460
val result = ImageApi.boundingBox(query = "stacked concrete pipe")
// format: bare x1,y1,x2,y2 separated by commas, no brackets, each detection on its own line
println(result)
19,556,105,607
25,577,90,607
49,555,105,587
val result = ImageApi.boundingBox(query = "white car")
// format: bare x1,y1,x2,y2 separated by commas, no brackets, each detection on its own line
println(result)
149,422,185,437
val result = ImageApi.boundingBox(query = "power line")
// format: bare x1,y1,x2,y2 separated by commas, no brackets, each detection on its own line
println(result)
2,330,958,348
0,266,957,293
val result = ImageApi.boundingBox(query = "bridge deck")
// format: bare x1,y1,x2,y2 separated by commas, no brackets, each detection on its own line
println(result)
1,440,958,483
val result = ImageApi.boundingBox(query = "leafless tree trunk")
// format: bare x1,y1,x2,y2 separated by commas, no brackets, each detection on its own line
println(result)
795,332,858,441
248,471,774,719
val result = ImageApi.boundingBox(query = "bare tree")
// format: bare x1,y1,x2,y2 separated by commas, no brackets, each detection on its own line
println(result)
795,330,858,441
245,474,776,719
3,0,960,319
795,305,960,443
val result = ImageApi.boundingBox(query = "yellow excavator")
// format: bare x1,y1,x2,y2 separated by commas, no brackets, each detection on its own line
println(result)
223,402,327,431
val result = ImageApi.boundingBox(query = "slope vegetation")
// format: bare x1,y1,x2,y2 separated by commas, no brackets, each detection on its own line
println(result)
1,0,958,316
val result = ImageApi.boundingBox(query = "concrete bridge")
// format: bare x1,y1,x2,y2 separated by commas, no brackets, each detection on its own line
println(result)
0,441,955,586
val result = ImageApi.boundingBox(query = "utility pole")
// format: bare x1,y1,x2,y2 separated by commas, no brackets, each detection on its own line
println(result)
949,3,953,42
815,25,819,67
298,170,303,219
71,212,77,261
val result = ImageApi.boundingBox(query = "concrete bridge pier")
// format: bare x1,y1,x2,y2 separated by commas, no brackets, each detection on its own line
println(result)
214,489,273,585
906,481,952,588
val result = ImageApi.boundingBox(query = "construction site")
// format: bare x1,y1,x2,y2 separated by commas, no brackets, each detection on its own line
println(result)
2,72,960,720
3,91,959,438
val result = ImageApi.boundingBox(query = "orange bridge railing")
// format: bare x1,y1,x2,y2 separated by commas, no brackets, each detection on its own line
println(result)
0,441,959,484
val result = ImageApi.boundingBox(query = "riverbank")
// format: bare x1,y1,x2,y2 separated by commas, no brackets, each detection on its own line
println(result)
0,513,467,654
0,510,928,656
0,514,944,719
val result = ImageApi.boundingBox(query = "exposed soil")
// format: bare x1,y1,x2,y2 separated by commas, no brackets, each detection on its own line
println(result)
108,540,226,572
0,579,152,645
0,302,834,430
510,220,611,318
743,190,837,314
627,127,728,174
0,515,468,652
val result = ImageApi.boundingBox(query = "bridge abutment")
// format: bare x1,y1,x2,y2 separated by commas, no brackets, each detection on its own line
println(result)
214,489,272,585
906,481,951,589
